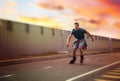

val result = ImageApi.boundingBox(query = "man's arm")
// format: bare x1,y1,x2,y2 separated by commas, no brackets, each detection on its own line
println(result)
86,31,94,42
66,34,73,47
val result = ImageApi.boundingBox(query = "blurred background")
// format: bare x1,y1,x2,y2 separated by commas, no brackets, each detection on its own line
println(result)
0,0,120,39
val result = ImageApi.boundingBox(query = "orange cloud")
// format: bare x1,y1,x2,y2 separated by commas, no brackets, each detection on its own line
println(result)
97,0,120,18
19,16,60,29
37,3,50,9
99,0,120,7
36,1,64,10
5,0,17,7
114,22,120,28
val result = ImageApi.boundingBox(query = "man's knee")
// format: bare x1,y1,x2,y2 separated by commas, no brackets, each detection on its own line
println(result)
73,48,77,52
78,46,83,50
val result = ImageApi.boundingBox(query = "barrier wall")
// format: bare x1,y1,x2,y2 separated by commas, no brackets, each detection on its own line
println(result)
0,19,120,57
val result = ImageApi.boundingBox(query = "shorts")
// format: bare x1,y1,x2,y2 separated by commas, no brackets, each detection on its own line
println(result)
73,39,86,49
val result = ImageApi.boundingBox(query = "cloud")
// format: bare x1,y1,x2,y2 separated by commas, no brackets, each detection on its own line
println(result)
36,0,64,10
106,0,120,6
98,0,120,18
114,22,120,28
2,0,17,8
19,16,60,29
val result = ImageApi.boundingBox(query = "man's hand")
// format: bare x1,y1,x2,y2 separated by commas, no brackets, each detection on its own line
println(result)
66,34,72,47
86,31,94,42
66,42,69,47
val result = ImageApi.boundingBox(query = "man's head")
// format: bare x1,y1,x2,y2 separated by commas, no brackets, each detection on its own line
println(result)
74,22,79,29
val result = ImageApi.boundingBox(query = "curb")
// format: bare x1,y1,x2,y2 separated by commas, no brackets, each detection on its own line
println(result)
0,50,119,67
0,54,70,67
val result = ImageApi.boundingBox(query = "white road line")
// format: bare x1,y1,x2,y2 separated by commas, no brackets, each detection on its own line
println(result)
0,57,42,63
44,66,53,69
66,60,120,81
86,59,90,61
0,74,13,78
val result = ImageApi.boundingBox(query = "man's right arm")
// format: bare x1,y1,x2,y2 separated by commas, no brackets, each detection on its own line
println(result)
86,31,94,42
66,34,73,47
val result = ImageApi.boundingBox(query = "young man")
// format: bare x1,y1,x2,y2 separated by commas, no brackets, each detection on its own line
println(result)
66,22,94,64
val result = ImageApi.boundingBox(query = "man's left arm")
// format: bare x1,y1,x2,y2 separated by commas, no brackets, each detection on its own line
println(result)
85,31,94,42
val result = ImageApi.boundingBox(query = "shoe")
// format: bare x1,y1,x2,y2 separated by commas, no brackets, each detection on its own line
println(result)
69,57,76,64
80,55,84,64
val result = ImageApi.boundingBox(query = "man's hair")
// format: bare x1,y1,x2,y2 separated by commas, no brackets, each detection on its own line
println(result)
74,22,79,26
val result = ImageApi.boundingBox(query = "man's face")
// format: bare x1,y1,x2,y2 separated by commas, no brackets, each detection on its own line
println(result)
75,24,79,29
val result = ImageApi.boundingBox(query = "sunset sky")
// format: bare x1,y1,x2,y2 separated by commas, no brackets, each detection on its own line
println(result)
0,0,120,39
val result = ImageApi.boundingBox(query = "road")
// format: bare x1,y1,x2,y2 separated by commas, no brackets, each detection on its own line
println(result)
85,65,120,81
0,52,120,81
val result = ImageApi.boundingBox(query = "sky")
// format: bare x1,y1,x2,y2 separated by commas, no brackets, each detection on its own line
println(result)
0,0,120,39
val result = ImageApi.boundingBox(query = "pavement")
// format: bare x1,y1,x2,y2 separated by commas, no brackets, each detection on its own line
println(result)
0,52,120,81
0,50,119,67
84,65,120,81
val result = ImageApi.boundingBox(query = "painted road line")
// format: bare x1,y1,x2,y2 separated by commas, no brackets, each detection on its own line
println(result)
44,66,53,69
101,74,120,79
107,72,120,75
0,57,43,63
0,74,13,78
66,60,120,81
94,78,112,81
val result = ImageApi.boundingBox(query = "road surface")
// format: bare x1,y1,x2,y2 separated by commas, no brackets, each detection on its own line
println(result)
0,52,120,81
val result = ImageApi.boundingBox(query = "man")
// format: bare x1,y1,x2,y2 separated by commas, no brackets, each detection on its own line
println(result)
66,22,94,64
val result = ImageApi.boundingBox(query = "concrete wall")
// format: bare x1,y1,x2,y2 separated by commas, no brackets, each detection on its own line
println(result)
0,20,63,56
111,39,120,49
0,19,120,57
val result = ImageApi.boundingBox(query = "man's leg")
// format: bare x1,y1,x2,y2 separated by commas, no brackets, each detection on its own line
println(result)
69,48,77,64
79,46,84,64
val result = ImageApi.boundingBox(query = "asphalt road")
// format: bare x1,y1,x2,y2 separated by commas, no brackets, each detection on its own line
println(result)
0,52,120,81
84,65,120,81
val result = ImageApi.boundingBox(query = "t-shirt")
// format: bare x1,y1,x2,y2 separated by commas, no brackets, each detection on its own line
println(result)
71,28,86,40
